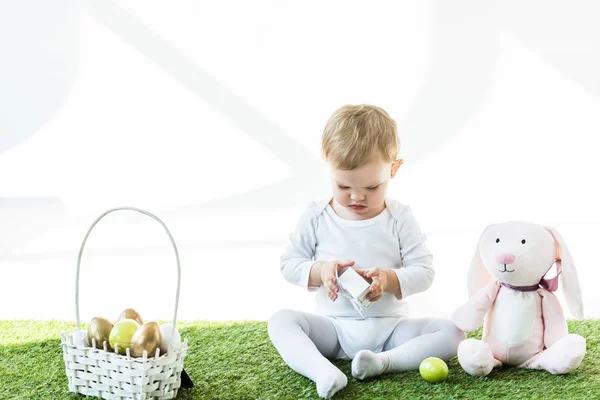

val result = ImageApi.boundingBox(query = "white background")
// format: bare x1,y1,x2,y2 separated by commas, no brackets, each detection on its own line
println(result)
1,1,599,323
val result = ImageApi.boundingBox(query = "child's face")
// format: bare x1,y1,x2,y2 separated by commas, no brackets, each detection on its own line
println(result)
329,158,401,220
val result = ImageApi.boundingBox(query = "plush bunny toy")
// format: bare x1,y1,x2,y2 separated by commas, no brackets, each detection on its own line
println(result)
452,222,586,376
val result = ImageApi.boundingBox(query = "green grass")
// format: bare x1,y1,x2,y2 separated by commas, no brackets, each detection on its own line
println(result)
0,320,598,400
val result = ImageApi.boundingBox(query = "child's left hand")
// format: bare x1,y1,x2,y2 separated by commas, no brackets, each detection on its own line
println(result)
355,267,388,302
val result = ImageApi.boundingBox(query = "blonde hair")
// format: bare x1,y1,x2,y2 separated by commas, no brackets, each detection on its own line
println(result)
321,104,400,170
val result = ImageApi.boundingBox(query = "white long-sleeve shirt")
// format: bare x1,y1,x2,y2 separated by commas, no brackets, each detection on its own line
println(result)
280,198,434,357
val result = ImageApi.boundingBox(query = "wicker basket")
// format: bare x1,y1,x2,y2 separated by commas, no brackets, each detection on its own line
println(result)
61,207,189,400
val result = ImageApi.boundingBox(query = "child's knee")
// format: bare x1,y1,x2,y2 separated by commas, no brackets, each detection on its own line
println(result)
428,319,466,348
268,309,306,339
443,320,466,347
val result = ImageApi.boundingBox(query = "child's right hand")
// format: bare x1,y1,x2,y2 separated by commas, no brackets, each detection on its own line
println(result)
317,260,355,301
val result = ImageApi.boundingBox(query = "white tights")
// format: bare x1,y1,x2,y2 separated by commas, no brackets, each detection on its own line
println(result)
268,309,465,398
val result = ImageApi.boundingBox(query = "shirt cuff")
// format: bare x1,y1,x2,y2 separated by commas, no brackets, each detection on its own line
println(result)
302,260,319,292
393,268,413,299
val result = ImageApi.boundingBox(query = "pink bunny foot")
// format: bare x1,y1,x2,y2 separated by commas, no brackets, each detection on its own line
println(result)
457,339,502,376
519,334,586,374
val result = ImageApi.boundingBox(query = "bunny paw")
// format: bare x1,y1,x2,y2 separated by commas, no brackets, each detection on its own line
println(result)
457,339,498,376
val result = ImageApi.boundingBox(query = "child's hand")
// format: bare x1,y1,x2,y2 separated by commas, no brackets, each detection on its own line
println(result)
355,267,388,302
319,260,355,302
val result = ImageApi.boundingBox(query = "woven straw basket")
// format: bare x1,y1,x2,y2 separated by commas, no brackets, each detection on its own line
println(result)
61,207,189,400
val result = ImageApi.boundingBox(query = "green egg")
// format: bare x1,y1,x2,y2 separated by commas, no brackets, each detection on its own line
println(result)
419,357,449,383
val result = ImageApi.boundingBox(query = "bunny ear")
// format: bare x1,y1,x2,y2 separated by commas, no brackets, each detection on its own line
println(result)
467,226,495,298
545,227,584,319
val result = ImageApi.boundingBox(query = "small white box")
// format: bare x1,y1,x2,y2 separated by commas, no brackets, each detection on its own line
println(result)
337,268,372,309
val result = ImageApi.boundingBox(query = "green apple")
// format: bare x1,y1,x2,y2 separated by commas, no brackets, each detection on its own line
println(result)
109,319,140,354
419,357,448,383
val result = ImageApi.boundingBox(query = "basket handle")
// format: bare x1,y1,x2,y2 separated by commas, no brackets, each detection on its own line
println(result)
75,207,181,346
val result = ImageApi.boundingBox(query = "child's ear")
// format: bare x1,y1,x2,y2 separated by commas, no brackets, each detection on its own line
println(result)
390,159,403,178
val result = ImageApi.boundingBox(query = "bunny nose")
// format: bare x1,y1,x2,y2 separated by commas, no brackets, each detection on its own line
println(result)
497,253,515,264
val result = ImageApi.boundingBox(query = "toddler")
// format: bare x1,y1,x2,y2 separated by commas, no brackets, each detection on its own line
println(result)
268,104,464,398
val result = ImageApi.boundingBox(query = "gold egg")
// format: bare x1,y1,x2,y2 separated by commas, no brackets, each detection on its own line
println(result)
88,317,113,350
130,322,162,358
118,308,144,325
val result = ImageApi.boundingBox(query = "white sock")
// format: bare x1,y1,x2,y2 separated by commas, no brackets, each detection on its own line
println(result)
351,350,388,380
316,368,348,398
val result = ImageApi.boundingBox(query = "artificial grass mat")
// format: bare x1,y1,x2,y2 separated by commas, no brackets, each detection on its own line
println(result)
0,320,598,400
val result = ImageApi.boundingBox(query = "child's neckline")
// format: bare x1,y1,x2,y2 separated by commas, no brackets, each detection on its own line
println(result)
325,202,391,227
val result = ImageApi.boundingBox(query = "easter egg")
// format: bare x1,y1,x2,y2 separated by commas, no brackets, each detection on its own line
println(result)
130,322,162,358
109,319,140,354
88,317,113,350
72,329,89,347
118,308,144,325
419,357,448,383
159,324,181,355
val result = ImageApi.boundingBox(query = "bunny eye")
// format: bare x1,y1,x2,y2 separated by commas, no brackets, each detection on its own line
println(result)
521,239,526,244
495,238,500,243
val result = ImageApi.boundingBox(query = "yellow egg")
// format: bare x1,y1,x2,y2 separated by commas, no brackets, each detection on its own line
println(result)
130,322,162,358
117,308,144,325
109,319,140,355
88,317,113,350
